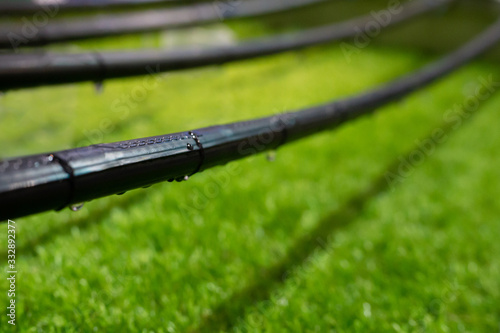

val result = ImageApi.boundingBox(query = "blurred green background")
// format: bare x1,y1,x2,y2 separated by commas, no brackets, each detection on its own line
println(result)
0,1,499,332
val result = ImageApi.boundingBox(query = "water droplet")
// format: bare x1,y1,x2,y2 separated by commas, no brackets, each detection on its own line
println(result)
187,143,194,151
48,154,54,162
266,150,276,162
69,203,84,212
175,175,189,182
94,81,104,94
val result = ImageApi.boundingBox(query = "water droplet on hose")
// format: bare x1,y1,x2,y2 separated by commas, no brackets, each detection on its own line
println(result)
175,175,189,182
94,81,104,94
266,150,276,162
70,203,84,212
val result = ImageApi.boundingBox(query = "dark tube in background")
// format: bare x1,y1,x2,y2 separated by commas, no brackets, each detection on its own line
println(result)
0,0,453,91
0,0,196,15
0,0,187,15
0,0,326,48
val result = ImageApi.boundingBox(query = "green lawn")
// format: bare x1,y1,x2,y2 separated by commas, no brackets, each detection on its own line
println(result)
1,25,499,332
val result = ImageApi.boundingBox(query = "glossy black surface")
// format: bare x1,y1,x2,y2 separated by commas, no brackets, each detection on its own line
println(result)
1,13,499,221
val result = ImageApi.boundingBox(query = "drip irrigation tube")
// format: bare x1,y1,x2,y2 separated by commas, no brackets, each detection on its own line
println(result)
0,0,326,49
1,17,500,220
0,0,187,15
0,0,453,91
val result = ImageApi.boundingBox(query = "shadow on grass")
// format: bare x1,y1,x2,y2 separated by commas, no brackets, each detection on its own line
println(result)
194,103,483,332
194,164,390,332
4,191,149,258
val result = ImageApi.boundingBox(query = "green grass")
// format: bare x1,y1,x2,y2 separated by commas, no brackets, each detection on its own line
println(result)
1,29,500,332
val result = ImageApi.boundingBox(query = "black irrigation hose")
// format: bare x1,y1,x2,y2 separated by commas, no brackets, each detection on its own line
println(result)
2,17,500,221
0,0,184,15
0,0,326,49
0,0,452,91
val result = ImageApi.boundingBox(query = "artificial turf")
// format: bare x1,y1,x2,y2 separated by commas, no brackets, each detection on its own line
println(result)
1,23,499,333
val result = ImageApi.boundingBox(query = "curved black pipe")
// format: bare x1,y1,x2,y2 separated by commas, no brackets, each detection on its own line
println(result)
0,0,188,15
0,0,326,49
0,0,453,91
2,17,500,221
